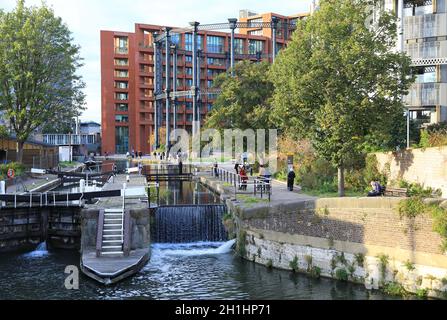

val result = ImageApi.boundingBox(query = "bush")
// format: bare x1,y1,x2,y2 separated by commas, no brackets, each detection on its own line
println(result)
289,256,299,272
0,162,25,178
335,268,349,281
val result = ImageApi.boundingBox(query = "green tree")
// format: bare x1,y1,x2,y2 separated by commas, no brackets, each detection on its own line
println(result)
270,0,414,197
204,60,273,130
0,0,85,162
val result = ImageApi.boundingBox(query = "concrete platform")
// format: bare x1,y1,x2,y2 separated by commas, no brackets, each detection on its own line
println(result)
81,248,150,285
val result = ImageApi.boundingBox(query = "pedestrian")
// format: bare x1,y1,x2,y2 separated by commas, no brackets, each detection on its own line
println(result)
239,166,248,191
138,162,143,175
131,149,135,159
234,161,239,175
179,159,183,175
214,160,219,177
288,168,296,191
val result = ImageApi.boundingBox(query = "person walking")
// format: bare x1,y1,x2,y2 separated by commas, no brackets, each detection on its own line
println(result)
213,160,219,177
234,161,239,175
239,166,248,191
178,159,183,175
288,168,296,192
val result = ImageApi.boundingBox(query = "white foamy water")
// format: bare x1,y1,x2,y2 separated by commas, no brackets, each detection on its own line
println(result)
152,240,236,257
24,242,49,258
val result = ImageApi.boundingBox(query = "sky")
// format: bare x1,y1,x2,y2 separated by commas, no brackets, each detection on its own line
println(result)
1,0,313,123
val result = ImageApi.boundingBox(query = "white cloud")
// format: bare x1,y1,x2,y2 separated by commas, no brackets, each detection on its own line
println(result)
1,0,312,122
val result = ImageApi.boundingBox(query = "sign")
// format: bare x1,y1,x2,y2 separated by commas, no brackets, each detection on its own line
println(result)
7,168,15,179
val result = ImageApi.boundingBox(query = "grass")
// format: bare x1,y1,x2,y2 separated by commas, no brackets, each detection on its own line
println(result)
58,161,82,168
302,190,365,198
237,195,269,205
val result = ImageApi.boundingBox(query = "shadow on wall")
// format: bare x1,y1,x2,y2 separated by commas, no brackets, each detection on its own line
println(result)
391,149,415,182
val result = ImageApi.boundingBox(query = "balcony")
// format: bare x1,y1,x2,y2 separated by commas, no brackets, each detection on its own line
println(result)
405,83,447,107
404,13,447,40
115,47,129,55
405,40,447,65
43,134,97,146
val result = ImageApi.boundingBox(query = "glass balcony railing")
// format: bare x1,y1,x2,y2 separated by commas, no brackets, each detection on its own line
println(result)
405,83,447,107
404,13,447,40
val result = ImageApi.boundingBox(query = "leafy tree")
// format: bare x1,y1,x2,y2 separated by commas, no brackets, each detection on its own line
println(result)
204,60,273,130
0,0,85,162
270,0,414,196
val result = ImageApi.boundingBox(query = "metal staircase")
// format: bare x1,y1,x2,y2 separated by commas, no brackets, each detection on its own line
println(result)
100,208,124,256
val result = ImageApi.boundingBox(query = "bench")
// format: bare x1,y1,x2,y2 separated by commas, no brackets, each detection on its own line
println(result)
384,187,408,197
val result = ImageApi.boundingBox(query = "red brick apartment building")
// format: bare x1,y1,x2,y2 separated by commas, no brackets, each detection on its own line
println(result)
101,10,308,155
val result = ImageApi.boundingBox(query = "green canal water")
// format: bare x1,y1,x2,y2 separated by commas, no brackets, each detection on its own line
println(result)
0,242,400,300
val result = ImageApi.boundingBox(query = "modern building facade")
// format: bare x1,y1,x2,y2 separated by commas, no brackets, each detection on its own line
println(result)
386,0,447,127
100,11,309,155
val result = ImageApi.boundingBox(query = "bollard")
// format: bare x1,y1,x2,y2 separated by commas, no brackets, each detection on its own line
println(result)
126,175,130,183
79,179,86,193
0,181,5,207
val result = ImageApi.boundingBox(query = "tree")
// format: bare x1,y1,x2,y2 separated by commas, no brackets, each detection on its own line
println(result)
0,0,85,162
204,60,273,130
270,0,414,197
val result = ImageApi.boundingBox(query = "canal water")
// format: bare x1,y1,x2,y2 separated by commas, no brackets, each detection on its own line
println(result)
0,162,400,300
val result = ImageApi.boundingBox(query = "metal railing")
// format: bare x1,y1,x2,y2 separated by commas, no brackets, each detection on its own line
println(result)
212,167,272,202
42,134,98,146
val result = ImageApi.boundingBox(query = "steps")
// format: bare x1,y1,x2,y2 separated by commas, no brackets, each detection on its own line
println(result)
100,209,124,256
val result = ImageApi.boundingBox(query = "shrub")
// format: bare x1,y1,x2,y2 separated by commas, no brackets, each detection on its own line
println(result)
289,256,299,273
383,282,408,297
304,255,313,271
310,266,321,278
335,268,349,281
0,162,25,178
377,254,389,281
404,260,415,271
354,253,365,267
398,197,426,219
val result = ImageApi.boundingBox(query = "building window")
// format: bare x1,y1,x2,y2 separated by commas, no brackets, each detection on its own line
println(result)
207,80,213,88
115,115,129,123
248,17,263,27
186,102,193,110
186,67,193,75
206,36,224,54
185,55,192,63
115,93,128,100
115,70,129,78
248,30,263,36
114,58,128,66
114,36,128,54
186,114,193,122
234,38,244,54
116,103,128,112
207,103,213,112
115,81,128,89
414,66,436,83
207,57,225,66
248,39,264,54
185,34,203,51
186,79,193,87
115,126,129,154
171,34,181,46
404,0,433,17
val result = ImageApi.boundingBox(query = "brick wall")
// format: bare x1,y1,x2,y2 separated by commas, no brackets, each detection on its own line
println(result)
375,147,447,197
241,199,444,255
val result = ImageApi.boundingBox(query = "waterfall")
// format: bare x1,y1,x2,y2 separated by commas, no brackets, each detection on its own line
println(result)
152,205,228,243
25,242,49,258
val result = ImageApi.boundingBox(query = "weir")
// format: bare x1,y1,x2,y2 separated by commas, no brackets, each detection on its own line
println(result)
151,204,227,243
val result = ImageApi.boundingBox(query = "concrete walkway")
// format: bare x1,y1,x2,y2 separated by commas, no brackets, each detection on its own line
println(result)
5,164,84,194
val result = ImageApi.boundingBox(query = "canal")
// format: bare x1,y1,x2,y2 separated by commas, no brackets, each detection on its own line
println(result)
0,162,400,300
